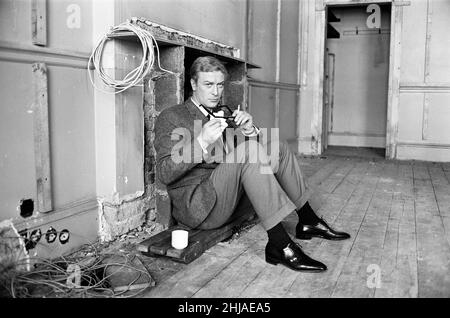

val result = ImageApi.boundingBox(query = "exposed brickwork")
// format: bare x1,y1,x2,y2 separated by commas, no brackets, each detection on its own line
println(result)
99,194,155,241
143,47,185,229
0,220,29,273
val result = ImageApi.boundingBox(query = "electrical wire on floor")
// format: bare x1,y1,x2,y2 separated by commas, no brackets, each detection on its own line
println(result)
0,232,154,298
88,21,174,94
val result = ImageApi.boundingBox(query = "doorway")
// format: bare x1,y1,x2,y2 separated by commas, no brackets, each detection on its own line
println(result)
322,4,391,154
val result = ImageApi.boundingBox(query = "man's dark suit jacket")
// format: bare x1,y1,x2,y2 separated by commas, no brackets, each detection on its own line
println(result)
154,99,224,228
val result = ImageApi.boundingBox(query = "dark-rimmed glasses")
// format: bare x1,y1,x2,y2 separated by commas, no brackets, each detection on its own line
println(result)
201,104,236,119
201,104,238,128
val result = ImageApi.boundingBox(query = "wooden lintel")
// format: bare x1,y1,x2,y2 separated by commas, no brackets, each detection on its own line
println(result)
32,0,47,46
393,1,411,6
32,63,53,213
322,0,410,7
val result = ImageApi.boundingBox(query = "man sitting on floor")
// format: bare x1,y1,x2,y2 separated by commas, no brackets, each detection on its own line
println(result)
154,56,350,272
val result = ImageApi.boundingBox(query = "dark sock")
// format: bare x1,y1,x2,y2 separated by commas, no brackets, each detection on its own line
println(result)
296,201,320,225
267,223,292,250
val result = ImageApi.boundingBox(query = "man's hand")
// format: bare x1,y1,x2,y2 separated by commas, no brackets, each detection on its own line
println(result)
198,118,227,147
232,106,253,131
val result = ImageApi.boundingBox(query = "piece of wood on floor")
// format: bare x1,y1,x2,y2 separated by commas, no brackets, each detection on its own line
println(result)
137,208,255,264
142,228,261,298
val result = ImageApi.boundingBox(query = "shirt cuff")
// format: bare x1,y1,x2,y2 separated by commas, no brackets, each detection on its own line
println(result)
241,125,260,137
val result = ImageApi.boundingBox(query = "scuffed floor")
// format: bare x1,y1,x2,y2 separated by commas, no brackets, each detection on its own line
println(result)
4,147,450,298
142,148,450,298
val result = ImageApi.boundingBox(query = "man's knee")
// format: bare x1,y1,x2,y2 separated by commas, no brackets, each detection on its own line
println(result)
261,139,290,165
262,136,287,154
245,139,269,164
231,138,286,167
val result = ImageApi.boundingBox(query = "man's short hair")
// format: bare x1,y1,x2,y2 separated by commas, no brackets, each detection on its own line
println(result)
190,56,228,82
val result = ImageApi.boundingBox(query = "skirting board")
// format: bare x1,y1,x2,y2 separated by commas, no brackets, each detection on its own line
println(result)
328,133,386,148
397,144,450,162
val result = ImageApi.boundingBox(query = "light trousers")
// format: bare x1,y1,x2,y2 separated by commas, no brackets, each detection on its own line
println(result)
197,137,318,230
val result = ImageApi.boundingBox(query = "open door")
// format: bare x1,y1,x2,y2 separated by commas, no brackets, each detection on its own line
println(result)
323,4,391,153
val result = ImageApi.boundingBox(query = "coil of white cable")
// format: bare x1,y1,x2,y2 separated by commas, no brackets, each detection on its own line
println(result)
88,21,173,94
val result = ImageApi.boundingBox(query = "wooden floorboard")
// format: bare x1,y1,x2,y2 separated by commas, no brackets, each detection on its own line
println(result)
283,159,373,297
303,156,343,188
441,162,450,250
317,158,356,194
429,163,450,245
413,163,450,297
330,160,396,297
141,155,450,298
375,162,418,297
192,229,267,298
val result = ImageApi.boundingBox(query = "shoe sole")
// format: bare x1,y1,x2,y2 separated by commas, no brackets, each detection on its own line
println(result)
265,256,327,272
296,233,350,241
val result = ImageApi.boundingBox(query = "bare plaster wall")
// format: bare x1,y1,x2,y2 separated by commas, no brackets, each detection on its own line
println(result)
0,0,96,223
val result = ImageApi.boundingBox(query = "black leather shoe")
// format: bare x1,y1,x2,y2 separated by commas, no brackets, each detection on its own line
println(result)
296,217,351,241
265,242,327,272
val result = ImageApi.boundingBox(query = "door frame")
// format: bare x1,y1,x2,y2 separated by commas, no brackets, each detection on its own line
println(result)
312,0,408,159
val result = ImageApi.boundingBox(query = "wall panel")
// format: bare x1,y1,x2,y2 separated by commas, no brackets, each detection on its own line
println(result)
47,65,96,209
250,86,276,130
400,0,427,82
426,93,450,143
396,0,450,161
280,0,299,84
397,92,424,142
0,61,36,220
279,89,298,142
428,0,450,83
248,0,278,81
0,0,31,44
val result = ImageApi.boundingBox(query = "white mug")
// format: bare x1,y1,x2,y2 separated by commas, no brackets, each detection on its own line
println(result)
171,230,188,250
